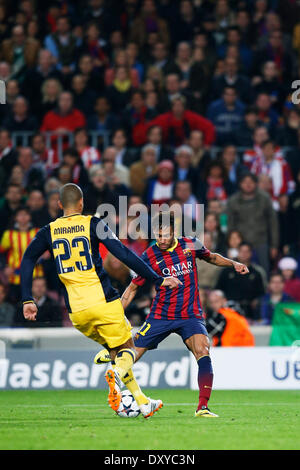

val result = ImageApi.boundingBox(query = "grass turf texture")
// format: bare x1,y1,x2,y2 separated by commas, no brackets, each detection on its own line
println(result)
0,389,299,450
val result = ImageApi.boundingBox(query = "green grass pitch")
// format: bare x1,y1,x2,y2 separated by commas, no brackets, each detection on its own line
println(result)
0,389,299,450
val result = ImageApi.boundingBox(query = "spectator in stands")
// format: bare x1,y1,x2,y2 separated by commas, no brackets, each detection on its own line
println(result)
173,41,194,91
101,146,129,187
252,61,285,111
22,49,62,116
250,139,295,209
2,96,38,133
219,144,247,189
188,129,211,174
206,289,255,346
129,0,170,48
144,159,174,206
87,95,119,135
0,184,24,236
130,144,157,196
44,15,81,76
204,211,227,255
211,56,251,105
159,72,183,112
196,231,220,290
0,129,18,187
225,229,244,260
243,125,274,169
43,190,62,224
260,272,295,325
138,95,216,148
14,276,63,327
56,147,89,190
227,173,279,274
71,74,97,118
18,146,45,191
253,29,294,83
31,133,59,174
147,41,177,78
81,20,108,70
0,282,15,327
83,167,119,215
39,77,63,120
277,109,300,153
103,252,131,295
74,127,101,170
76,53,104,94
255,92,279,131
217,24,253,72
216,242,266,321
173,180,200,224
278,257,300,302
235,106,261,147
0,24,40,82
106,65,134,115
25,189,48,227
198,160,235,205
122,90,157,145
144,125,174,162
40,91,86,139
111,128,137,168
173,145,198,194
207,85,246,145
105,48,139,88
0,207,43,302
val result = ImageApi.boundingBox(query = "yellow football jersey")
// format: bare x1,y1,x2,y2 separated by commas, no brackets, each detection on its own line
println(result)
49,214,108,312
21,213,163,313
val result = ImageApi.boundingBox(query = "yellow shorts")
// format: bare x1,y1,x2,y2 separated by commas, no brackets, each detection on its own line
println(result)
69,299,132,349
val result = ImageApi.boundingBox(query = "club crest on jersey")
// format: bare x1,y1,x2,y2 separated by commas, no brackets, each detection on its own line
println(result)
183,248,192,257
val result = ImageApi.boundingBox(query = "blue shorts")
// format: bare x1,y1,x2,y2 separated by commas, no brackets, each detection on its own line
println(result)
134,317,208,350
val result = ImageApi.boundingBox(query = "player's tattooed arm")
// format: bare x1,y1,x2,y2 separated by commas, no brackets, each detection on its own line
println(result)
205,252,249,275
121,282,139,310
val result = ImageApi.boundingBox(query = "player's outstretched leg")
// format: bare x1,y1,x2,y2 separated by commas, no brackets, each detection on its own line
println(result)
185,334,219,418
96,347,163,418
194,355,218,418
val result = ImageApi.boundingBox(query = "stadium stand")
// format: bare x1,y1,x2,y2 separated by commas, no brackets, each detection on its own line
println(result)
0,0,299,342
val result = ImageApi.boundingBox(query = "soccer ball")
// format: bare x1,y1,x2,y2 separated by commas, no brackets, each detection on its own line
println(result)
116,390,141,418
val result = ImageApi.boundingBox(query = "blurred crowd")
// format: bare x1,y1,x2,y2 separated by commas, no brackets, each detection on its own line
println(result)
0,0,300,336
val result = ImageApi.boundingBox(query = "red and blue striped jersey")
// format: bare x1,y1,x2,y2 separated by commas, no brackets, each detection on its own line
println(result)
132,237,211,320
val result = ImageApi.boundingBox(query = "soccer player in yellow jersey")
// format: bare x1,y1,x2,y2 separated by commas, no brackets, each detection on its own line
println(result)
20,183,180,418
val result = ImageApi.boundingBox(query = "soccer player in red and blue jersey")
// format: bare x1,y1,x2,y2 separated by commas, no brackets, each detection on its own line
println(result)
97,211,249,417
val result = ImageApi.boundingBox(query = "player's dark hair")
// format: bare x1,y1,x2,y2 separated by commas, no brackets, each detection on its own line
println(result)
152,211,175,233
59,183,83,209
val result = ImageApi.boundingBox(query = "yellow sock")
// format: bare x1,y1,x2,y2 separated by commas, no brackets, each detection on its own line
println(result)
122,369,149,406
113,348,136,380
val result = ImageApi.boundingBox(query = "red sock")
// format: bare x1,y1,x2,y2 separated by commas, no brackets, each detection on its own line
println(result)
197,355,213,411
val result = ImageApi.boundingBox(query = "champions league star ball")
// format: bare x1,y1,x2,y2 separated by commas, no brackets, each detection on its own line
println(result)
116,390,141,418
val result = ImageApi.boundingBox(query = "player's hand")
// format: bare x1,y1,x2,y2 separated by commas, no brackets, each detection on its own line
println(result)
233,262,249,275
23,302,38,321
162,276,182,288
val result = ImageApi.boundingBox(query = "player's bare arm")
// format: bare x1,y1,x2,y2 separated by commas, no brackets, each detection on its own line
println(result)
121,282,139,310
121,276,182,310
205,252,249,274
